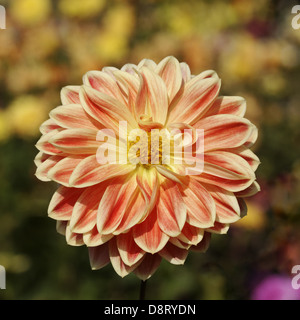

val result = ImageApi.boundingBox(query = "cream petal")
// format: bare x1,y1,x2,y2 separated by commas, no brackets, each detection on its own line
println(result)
60,86,81,105
69,154,135,188
156,56,182,103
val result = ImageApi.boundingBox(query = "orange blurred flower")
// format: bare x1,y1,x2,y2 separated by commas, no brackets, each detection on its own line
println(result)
35,57,260,279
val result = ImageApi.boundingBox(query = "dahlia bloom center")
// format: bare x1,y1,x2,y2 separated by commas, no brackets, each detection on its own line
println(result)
127,128,170,166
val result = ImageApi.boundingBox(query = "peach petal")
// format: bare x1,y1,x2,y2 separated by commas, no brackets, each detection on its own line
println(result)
80,85,137,132
109,237,141,278
35,155,64,182
50,104,100,130
70,183,109,234
157,177,186,237
167,76,221,125
159,242,188,265
89,242,110,270
135,67,169,125
47,155,85,186
194,114,254,151
97,174,138,235
204,96,246,118
133,253,162,281
133,207,169,254
117,231,145,267
83,226,113,247
156,56,182,103
49,128,99,154
70,155,135,188
181,178,216,228
60,86,81,105
48,186,83,221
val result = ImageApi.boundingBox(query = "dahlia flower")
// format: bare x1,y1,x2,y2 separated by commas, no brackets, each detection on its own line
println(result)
35,56,260,280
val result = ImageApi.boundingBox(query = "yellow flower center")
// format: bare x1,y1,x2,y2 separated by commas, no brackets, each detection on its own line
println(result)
127,129,172,166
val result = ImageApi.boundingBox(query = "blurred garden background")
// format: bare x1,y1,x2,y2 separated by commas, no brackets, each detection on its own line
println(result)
0,0,300,300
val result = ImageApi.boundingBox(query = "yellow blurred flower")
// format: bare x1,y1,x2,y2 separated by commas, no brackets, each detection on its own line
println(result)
164,5,194,37
234,200,266,230
219,33,264,83
23,24,60,59
102,4,135,37
92,4,135,63
93,31,128,64
10,0,52,26
6,96,49,139
0,110,12,142
58,0,106,18
6,63,52,93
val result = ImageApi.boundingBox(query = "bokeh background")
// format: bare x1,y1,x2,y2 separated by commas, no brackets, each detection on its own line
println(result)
0,0,300,300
